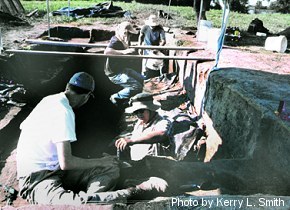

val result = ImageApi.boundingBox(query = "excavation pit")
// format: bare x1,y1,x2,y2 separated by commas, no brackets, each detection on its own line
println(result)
0,26,290,208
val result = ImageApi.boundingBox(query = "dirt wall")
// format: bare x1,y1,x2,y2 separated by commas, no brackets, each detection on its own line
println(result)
204,68,290,171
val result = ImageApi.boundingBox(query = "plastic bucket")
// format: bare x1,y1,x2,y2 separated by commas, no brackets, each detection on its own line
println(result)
207,28,221,51
197,20,212,42
265,35,288,53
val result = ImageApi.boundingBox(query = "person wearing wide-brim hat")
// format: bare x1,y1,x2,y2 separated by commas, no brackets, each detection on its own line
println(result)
138,15,167,80
115,93,172,161
139,14,166,47
104,21,144,108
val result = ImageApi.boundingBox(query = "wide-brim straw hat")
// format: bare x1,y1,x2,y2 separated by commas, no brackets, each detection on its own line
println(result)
125,93,161,113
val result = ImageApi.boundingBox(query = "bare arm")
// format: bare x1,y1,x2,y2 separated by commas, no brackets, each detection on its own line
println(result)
115,130,168,151
160,39,166,46
56,141,117,170
129,130,167,144
104,47,135,55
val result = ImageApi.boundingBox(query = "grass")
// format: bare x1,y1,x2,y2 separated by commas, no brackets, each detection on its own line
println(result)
21,1,290,33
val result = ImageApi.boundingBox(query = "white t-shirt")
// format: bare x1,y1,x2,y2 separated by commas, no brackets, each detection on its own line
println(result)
16,92,77,178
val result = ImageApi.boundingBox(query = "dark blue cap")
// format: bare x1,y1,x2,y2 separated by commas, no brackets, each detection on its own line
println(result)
69,72,95,92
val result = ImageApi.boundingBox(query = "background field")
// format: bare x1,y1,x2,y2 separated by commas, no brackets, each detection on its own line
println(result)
21,0,289,34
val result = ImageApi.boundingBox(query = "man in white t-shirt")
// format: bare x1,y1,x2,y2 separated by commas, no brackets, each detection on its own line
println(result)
16,72,166,205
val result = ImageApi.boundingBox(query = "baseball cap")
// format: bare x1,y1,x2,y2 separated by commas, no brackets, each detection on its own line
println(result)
69,72,95,92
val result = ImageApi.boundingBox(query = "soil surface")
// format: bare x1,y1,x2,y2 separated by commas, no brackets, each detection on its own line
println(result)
2,20,289,73
0,12,289,208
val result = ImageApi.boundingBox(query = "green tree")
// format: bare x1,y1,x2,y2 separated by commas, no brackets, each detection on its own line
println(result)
269,0,290,13
230,0,248,13
255,1,263,9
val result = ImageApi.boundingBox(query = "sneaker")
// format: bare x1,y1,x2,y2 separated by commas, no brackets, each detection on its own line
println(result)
110,95,117,105
136,177,168,192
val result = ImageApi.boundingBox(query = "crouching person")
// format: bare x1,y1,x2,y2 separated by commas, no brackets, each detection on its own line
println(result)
115,93,172,161
104,21,144,108
16,72,164,205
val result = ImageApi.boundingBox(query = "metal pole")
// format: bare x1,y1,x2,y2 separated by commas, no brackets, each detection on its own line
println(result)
197,0,204,39
166,0,172,25
46,0,51,37
68,0,71,18
26,39,205,51
0,28,3,54
6,49,215,61
198,0,204,23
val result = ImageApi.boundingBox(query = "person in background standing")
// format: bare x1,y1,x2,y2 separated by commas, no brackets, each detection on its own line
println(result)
138,14,167,79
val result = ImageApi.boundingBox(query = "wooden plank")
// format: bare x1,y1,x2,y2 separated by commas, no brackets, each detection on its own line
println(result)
10,0,25,13
0,0,24,15
0,1,10,14
2,0,18,16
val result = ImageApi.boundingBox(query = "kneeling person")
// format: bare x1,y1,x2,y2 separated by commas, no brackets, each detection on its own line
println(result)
104,21,144,107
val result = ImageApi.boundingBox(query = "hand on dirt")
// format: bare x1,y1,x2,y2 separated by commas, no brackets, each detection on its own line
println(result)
115,138,129,151
136,177,168,192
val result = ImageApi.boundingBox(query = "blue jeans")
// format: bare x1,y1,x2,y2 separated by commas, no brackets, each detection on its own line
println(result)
109,68,144,102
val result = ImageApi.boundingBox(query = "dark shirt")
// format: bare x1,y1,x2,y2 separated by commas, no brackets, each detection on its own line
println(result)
140,25,166,46
104,36,128,76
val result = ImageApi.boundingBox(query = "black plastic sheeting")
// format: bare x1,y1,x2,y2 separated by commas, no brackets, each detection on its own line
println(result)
52,1,127,18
